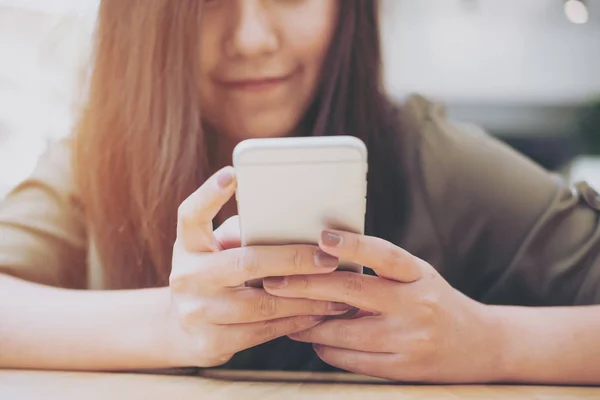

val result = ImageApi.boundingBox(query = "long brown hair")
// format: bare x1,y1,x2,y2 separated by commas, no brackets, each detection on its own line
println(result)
73,0,405,290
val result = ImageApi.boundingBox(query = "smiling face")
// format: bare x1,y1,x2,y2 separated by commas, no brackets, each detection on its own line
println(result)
198,0,339,139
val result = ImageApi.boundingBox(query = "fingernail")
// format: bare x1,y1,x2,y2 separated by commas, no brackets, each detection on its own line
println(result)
314,250,339,268
216,168,235,189
263,276,288,289
321,231,343,248
330,302,352,312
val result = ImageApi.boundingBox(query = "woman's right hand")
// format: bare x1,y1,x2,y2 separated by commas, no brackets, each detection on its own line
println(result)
166,167,351,368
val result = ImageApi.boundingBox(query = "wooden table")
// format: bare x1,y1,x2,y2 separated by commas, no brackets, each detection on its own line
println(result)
1,370,600,400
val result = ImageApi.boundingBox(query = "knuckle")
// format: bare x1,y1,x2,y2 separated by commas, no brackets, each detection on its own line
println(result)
177,199,195,225
233,248,260,277
290,248,306,273
169,271,187,293
176,201,188,222
349,236,364,257
424,263,438,279
295,274,311,290
418,292,441,321
176,301,209,333
341,273,364,296
254,294,279,318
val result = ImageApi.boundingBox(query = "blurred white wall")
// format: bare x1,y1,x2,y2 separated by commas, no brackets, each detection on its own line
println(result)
0,4,94,195
0,0,98,18
381,0,600,104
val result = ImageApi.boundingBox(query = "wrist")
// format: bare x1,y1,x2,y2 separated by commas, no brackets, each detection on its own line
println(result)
157,290,214,369
119,286,187,370
481,304,529,383
468,302,510,383
150,288,190,368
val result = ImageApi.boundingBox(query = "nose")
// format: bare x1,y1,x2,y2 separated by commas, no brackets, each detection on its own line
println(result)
226,0,279,58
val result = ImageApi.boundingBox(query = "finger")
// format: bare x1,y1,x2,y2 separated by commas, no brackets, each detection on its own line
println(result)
177,167,237,252
214,216,241,250
264,271,397,313
288,317,392,353
204,288,353,324
313,345,398,380
231,315,326,350
203,245,340,288
320,231,422,283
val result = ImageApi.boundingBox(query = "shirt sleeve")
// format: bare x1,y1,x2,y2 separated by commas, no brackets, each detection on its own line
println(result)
0,140,88,289
405,95,600,306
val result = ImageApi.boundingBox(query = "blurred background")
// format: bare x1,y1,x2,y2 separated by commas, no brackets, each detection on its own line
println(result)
0,0,599,197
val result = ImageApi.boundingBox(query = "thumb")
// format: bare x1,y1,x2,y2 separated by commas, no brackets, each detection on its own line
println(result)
177,166,237,253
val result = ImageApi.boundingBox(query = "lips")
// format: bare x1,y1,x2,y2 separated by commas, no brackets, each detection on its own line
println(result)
221,76,290,92
217,70,296,93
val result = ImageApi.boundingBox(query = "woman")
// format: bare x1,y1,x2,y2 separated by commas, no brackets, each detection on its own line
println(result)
1,0,600,384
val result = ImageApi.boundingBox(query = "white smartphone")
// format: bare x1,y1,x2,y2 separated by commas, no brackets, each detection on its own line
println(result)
233,136,368,275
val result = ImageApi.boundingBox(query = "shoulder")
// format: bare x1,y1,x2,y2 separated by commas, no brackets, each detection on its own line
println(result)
4,137,83,228
388,94,562,293
392,93,558,202
0,138,88,288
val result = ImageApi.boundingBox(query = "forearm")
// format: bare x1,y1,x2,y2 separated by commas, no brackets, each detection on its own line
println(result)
492,304,600,385
0,274,176,371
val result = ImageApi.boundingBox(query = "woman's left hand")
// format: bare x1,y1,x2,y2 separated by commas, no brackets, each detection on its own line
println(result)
263,230,506,383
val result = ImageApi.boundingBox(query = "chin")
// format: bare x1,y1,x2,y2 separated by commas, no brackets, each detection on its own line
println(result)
224,113,302,140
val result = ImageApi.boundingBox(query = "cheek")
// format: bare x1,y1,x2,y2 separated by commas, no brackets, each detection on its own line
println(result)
289,36,330,83
284,4,337,73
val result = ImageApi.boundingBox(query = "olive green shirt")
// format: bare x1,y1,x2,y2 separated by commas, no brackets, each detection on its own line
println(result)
2,95,600,370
